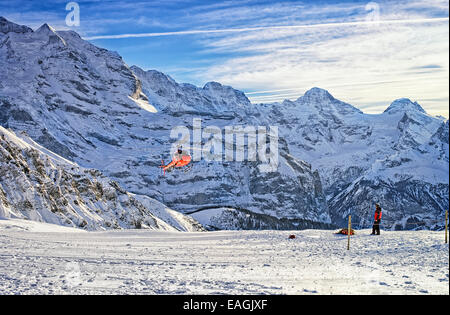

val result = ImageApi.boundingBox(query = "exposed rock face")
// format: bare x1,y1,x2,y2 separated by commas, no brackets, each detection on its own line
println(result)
0,126,205,232
246,89,448,230
328,120,449,229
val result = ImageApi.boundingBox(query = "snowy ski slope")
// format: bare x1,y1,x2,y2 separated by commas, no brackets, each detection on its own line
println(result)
0,218,448,295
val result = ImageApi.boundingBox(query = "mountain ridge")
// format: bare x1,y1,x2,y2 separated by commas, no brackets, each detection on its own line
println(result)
0,17,448,230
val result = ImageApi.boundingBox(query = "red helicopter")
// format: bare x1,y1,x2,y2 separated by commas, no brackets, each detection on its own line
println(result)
160,146,192,175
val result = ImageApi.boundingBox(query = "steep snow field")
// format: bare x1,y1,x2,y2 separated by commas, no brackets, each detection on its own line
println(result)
0,218,448,295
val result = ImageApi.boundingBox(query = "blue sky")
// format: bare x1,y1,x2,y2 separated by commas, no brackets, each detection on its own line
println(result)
1,0,449,117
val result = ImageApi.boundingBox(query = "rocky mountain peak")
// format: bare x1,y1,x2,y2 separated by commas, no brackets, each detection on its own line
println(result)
33,22,67,46
294,87,362,115
131,66,178,87
203,81,251,107
0,16,33,34
35,23,56,34
302,87,335,101
384,98,426,114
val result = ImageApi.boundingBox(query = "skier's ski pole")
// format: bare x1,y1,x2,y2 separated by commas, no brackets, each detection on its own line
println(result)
347,215,351,250
445,210,448,244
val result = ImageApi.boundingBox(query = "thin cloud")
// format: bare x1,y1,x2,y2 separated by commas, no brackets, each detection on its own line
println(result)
83,17,449,40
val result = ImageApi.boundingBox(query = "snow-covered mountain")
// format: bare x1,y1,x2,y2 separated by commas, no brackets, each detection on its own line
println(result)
0,17,330,229
247,90,448,229
0,17,448,230
131,65,251,115
0,126,204,231
329,119,449,229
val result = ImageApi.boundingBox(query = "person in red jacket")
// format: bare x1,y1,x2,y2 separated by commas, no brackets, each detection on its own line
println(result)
371,204,382,235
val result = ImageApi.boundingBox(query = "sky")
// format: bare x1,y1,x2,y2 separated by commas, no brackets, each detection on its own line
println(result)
0,0,449,117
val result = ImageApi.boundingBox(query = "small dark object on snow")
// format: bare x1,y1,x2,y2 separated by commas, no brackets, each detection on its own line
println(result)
288,234,296,239
336,228,355,235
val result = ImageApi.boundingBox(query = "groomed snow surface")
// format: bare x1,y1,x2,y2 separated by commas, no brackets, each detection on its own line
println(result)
0,218,448,295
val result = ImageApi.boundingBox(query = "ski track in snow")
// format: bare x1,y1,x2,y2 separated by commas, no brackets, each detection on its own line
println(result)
0,219,448,295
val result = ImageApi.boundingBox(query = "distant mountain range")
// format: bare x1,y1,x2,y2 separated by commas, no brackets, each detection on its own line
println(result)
0,17,448,230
